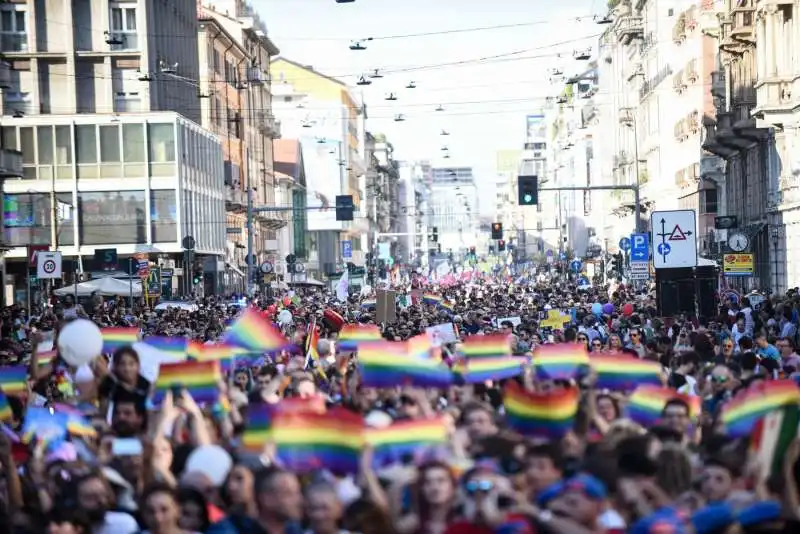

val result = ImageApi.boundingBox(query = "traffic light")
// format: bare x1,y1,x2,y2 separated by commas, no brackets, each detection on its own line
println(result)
498,239,506,252
192,268,203,285
517,175,538,205
610,252,623,273
335,195,354,221
430,227,439,242
491,222,503,240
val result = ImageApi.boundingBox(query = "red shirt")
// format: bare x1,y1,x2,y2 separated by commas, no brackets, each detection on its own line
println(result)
444,514,535,534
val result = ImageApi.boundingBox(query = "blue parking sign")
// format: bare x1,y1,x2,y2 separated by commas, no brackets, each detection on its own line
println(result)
342,240,352,259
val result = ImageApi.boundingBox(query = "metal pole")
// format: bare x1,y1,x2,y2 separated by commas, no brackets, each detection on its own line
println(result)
129,258,133,303
632,117,641,233
246,185,254,296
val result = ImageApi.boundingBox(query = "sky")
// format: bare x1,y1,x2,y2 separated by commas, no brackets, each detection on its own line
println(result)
258,0,603,213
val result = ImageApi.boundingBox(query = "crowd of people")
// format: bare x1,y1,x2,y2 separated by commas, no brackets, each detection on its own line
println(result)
0,273,798,534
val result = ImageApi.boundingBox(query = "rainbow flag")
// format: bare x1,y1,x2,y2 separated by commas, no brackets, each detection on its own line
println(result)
242,403,272,452
625,385,701,427
361,299,377,310
53,403,97,439
439,301,455,315
462,334,511,359
189,342,248,373
590,355,662,391
142,336,188,359
0,366,27,397
305,320,326,380
0,392,11,422
338,324,383,351
423,293,442,306
406,333,433,360
21,407,68,446
503,382,579,439
533,344,590,380
224,308,288,352
460,357,524,384
722,381,800,438
272,407,365,474
366,417,448,466
36,350,58,368
100,327,140,353
152,360,221,405
358,342,453,388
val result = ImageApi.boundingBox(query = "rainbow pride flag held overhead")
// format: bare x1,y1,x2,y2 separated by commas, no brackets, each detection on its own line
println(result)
503,381,579,439
625,385,701,427
337,324,383,351
722,380,800,438
358,343,453,388
152,360,221,405
272,407,365,474
242,403,273,452
0,392,11,422
0,366,27,397
21,407,69,446
533,344,590,381
142,336,188,359
188,342,249,372
36,350,58,368
366,417,448,466
423,293,442,306
590,355,662,391
407,333,433,360
462,334,512,359
100,327,140,353
224,308,288,352
439,301,455,315
460,357,524,384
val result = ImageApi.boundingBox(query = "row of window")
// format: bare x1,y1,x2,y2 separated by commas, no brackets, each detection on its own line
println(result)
0,3,139,53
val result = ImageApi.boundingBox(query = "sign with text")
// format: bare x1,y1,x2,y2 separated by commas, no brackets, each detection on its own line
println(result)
36,251,62,279
629,261,650,280
723,253,754,277
93,248,118,271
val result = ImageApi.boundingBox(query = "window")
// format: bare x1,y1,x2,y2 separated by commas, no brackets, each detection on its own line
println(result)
148,124,175,162
0,5,27,52
3,89,32,117
1,127,16,150
150,190,177,242
112,68,142,112
36,126,53,180
19,127,35,179
122,123,144,162
702,188,719,214
75,125,97,163
99,125,121,162
55,125,73,179
109,3,138,50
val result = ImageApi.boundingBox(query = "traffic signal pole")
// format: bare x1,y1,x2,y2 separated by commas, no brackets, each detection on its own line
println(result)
537,184,642,233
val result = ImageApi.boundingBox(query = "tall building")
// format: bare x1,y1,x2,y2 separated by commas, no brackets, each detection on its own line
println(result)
429,167,478,253
196,6,282,293
368,133,401,261
0,0,225,299
398,160,431,266
270,58,368,275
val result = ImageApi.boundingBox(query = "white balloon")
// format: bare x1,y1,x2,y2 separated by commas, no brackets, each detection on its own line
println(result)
57,319,103,367
185,445,232,486
278,309,293,325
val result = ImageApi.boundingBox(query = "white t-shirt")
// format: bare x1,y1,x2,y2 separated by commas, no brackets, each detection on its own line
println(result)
93,511,139,534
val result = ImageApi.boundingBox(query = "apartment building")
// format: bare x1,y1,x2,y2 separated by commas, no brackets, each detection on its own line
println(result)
0,0,229,299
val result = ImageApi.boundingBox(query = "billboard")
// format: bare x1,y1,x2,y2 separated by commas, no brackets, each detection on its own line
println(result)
79,191,146,245
301,138,345,232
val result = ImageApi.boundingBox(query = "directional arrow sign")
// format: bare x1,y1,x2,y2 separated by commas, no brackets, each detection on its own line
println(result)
619,237,631,251
651,210,697,269
630,233,649,261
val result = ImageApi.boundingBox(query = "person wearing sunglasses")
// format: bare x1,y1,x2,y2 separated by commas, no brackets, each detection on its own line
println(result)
625,328,646,358
589,339,603,353
715,338,736,364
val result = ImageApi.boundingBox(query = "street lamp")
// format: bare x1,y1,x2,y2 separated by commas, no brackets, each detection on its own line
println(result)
771,226,781,294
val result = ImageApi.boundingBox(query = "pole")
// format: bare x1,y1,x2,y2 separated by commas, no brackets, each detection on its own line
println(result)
246,185,254,296
632,117,641,233
129,258,133,304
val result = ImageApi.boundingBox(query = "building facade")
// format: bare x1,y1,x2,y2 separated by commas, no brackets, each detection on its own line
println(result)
429,166,478,254
270,58,368,274
1,113,225,297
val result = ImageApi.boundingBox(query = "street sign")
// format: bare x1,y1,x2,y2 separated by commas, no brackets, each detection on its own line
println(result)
146,267,162,296
630,233,650,261
342,240,352,259
94,248,118,271
651,210,698,269
260,261,274,274
619,237,631,251
37,251,62,279
570,259,582,272
182,235,196,250
629,261,650,280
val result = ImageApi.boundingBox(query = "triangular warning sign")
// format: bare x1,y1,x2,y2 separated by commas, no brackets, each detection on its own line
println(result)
668,225,687,241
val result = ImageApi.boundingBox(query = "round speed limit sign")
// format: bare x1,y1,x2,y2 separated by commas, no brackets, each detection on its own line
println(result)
42,259,57,274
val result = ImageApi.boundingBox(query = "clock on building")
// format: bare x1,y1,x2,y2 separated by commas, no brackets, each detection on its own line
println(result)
727,232,749,252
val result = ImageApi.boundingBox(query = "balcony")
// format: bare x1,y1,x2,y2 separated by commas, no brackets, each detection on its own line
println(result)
674,118,689,142
225,187,246,211
257,111,281,139
673,70,687,94
685,59,698,84
730,7,755,40
0,148,22,177
107,31,139,51
687,111,700,135
613,12,644,45
673,12,687,44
